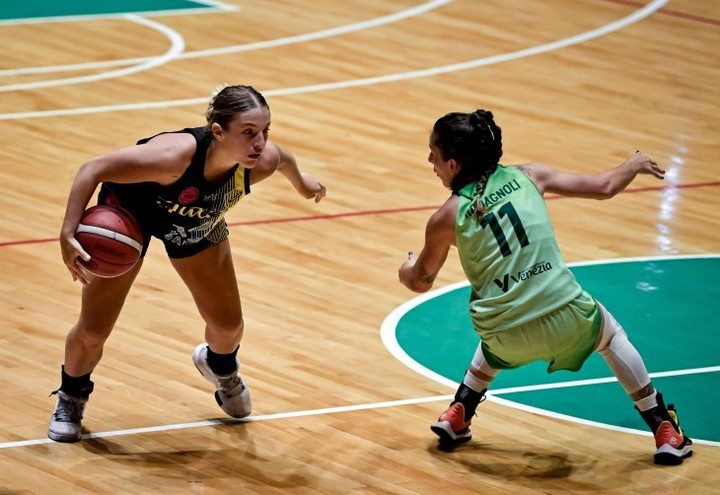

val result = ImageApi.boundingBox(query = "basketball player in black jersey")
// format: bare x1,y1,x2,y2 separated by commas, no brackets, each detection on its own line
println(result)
49,85,326,442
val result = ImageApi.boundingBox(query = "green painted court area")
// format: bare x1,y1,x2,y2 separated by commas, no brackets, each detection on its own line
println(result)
0,0,215,21
395,257,720,442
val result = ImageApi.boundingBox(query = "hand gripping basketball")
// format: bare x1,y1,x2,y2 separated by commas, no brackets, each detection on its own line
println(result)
75,205,143,277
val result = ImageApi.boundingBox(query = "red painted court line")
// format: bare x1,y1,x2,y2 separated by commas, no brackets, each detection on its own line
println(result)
226,204,437,227
603,0,720,27
1,181,719,249
0,237,59,248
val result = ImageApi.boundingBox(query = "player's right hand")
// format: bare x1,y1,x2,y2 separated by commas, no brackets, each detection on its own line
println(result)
60,234,91,285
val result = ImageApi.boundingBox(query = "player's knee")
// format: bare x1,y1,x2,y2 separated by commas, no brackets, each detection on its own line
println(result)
595,304,628,355
597,329,628,356
72,322,114,349
210,315,244,340
597,326,629,355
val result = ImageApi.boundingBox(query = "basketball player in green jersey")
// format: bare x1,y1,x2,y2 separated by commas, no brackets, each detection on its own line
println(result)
398,109,692,465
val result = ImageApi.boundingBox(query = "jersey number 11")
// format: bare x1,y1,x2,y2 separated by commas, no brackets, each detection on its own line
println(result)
480,201,530,257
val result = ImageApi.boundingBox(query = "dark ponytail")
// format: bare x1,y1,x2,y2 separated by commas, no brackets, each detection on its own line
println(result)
431,109,503,194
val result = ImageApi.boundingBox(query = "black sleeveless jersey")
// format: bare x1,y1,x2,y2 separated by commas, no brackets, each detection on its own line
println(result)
100,127,251,255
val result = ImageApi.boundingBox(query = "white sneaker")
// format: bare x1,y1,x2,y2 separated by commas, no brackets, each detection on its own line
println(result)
48,390,88,442
192,343,251,418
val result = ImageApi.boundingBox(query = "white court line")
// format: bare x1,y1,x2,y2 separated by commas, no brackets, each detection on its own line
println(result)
0,0,667,120
381,254,720,447
488,367,720,446
0,1,236,26
0,15,185,92
4,0,713,452
2,364,718,450
0,0,451,77
493,365,720,395
0,395,451,450
1,256,717,450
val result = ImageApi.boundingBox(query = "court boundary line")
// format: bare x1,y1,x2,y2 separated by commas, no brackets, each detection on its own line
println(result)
380,254,720,446
0,0,668,120
0,0,451,78
2,364,718,450
0,0,715,453
0,256,717,450
0,15,185,92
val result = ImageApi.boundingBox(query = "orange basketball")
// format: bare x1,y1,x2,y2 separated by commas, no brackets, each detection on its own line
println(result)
75,205,143,277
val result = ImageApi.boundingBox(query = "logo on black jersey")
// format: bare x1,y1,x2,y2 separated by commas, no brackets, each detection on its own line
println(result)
178,187,199,205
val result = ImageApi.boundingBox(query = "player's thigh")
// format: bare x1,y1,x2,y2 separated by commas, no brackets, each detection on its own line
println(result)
170,240,243,328
78,259,144,331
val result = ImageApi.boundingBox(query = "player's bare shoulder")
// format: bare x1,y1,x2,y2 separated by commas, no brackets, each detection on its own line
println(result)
516,163,553,194
436,194,459,221
428,195,459,246
248,141,281,184
150,130,195,149
143,132,197,171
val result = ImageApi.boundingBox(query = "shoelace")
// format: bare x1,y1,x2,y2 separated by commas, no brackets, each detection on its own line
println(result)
53,396,84,423
667,407,686,438
217,374,244,398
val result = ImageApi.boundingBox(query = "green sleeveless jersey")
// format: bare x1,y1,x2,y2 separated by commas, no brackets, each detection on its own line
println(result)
456,165,582,336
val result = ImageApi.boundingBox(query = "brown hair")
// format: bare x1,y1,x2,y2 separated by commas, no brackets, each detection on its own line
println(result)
205,85,268,129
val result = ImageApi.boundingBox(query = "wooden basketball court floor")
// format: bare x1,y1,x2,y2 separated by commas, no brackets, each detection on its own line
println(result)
0,1,718,493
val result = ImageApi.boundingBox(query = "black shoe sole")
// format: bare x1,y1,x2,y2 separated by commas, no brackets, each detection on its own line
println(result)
431,424,472,444
655,450,693,466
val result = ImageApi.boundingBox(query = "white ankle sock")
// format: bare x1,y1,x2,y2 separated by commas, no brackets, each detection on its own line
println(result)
463,370,490,392
634,390,658,412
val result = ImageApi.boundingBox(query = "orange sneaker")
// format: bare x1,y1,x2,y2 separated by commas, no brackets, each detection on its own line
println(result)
653,405,693,465
431,402,472,444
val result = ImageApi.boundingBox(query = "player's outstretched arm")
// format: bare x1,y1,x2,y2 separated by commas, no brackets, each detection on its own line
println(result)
522,152,665,199
275,145,326,203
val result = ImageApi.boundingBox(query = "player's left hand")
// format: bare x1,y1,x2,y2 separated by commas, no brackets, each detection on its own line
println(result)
629,151,665,180
300,174,327,203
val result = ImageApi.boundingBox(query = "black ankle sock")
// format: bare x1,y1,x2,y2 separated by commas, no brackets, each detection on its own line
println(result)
206,345,239,376
636,392,674,434
60,365,94,398
452,384,487,422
